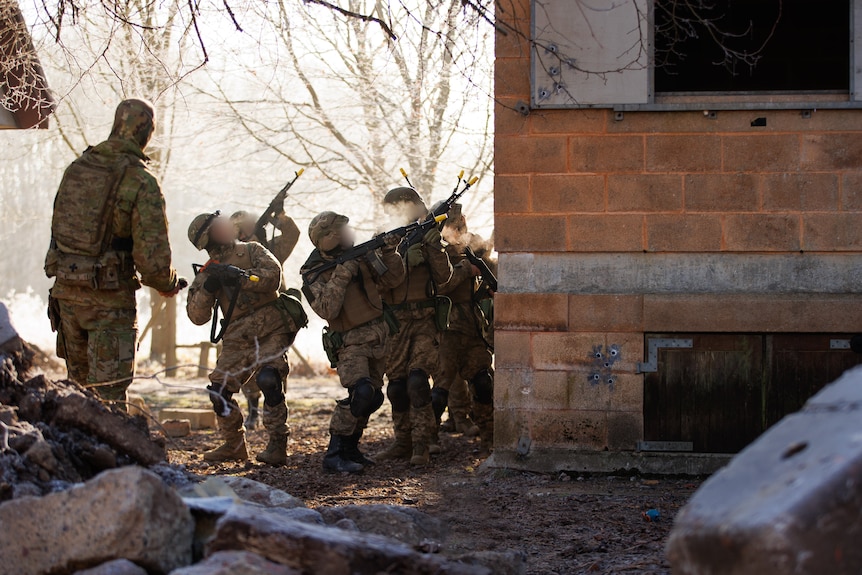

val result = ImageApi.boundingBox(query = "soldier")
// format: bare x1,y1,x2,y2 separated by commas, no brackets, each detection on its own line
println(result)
434,202,496,454
45,99,183,409
300,212,405,473
186,212,297,465
230,208,300,430
377,188,453,466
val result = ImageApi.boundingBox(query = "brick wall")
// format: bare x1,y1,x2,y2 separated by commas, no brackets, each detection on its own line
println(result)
493,0,862,460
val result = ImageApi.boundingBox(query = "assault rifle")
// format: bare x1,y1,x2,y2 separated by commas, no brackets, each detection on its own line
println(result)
397,169,479,256
464,246,497,293
253,168,304,246
192,261,260,343
302,213,448,285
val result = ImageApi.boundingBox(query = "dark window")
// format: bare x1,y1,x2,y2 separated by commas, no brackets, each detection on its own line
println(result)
655,0,850,93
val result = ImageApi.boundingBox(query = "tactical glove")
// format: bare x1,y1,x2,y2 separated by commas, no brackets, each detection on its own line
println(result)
203,275,222,293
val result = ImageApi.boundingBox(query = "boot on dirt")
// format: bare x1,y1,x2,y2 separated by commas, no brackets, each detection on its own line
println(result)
376,411,413,461
440,417,456,433
342,430,375,466
409,404,436,466
473,402,494,457
244,394,260,430
256,402,289,465
204,408,249,462
323,435,364,474
429,423,442,455
453,413,479,437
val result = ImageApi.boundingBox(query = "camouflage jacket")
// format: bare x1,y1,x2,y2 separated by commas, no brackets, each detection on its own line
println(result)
439,233,496,335
49,137,178,308
381,233,452,308
186,241,283,327
301,246,405,332
268,214,301,265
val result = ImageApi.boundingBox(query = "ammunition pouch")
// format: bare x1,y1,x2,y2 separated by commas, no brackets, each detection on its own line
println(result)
434,296,453,332
47,293,65,359
274,289,309,344
322,327,344,368
52,250,132,290
382,304,400,336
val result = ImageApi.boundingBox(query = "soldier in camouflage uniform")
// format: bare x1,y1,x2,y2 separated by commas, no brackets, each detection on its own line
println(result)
45,99,183,409
230,208,300,430
300,212,405,473
435,203,496,454
377,188,453,466
186,212,297,465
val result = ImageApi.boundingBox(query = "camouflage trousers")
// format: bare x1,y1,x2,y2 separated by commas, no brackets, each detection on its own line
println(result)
330,320,388,436
385,309,439,379
56,300,137,406
438,325,494,438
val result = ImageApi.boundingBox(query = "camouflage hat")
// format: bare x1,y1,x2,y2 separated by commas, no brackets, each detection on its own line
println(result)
309,211,349,251
383,187,423,205
110,99,156,150
188,211,220,251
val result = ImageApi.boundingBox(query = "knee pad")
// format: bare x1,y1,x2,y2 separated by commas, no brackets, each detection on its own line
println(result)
206,382,234,415
256,366,285,407
386,379,410,412
349,378,384,418
431,387,449,420
406,369,432,408
470,369,494,404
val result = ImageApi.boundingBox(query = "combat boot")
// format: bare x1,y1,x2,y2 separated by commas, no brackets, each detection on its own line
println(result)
409,404,436,466
473,402,494,457
204,408,249,462
244,395,260,430
376,411,413,461
256,402,289,465
429,424,442,455
342,429,375,466
323,435,364,474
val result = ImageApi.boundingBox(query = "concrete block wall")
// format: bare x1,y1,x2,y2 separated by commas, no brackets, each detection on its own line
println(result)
493,0,862,458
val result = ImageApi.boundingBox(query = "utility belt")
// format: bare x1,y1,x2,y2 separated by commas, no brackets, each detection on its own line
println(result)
322,316,383,369
46,244,134,291
389,296,452,332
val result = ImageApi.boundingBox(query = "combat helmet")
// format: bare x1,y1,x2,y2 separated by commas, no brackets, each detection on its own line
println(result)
383,187,423,206
309,211,349,252
188,211,220,251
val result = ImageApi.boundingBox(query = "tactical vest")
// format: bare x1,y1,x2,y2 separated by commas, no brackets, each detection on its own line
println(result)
45,149,138,290
328,261,384,333
382,261,437,307
444,245,475,305
216,243,279,321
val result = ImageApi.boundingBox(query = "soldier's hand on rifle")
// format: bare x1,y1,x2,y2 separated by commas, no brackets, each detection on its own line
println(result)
273,196,285,215
340,259,360,277
203,274,222,293
159,277,188,298
423,227,442,246
382,232,402,251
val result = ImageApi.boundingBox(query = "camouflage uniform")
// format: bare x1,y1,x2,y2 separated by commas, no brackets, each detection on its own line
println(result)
45,99,180,407
378,188,453,465
301,211,405,473
437,232,496,452
232,210,301,429
186,220,297,466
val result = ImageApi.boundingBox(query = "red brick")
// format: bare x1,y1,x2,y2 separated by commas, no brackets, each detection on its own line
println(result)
722,134,800,172
495,293,568,331
646,214,723,252
762,173,839,211
496,136,568,174
646,135,721,172
531,332,601,370
495,214,567,251
495,27,530,59
567,215,644,252
607,411,642,450
494,331,531,368
532,175,604,213
724,214,800,251
644,294,862,332
494,175,530,213
494,57,530,98
685,174,759,212
803,214,862,251
802,133,862,171
607,174,682,212
604,332,645,375
530,410,608,449
608,374,643,413
531,109,607,135
566,371,612,411
568,294,644,332
569,135,644,173
495,99,530,136
841,172,862,211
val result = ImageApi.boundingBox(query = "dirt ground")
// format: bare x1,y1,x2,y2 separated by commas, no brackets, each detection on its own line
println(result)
133,372,701,575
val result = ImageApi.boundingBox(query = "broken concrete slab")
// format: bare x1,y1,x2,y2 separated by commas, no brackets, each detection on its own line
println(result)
168,551,301,575
207,503,490,575
667,365,862,575
159,408,215,430
219,476,306,509
74,559,148,575
0,466,193,575
161,419,192,438
319,504,445,548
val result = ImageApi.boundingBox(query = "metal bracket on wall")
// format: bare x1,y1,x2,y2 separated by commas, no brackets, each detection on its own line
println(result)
830,339,851,350
637,338,693,373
